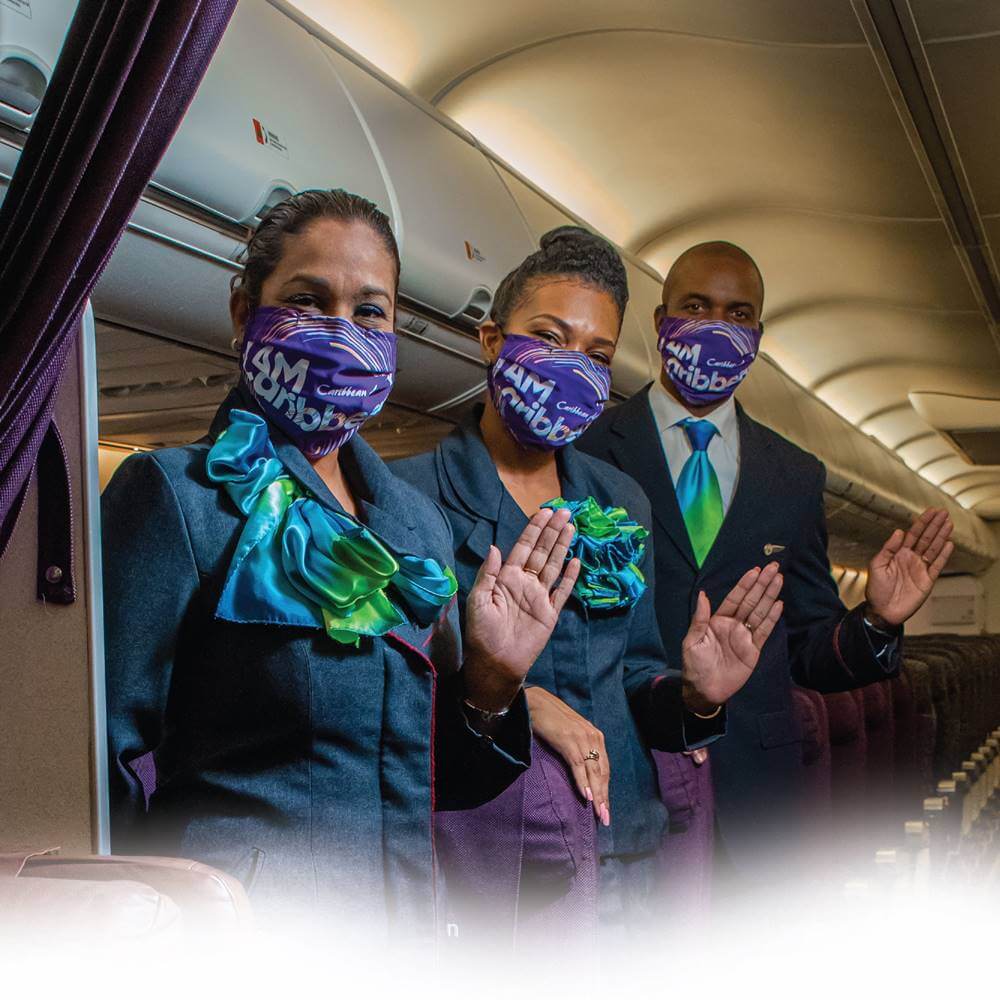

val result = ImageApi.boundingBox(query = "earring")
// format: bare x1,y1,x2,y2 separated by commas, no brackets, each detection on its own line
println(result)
230,335,240,353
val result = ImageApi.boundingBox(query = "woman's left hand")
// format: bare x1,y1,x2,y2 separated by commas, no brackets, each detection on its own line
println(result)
463,507,580,712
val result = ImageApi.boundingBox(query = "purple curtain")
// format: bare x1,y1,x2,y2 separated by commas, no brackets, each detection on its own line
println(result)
0,0,237,576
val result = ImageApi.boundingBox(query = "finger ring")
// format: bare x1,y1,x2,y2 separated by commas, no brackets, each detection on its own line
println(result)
921,555,932,565
585,749,600,762
523,567,539,576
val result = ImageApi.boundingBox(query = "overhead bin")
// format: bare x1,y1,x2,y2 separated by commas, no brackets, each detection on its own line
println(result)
0,1,73,131
151,0,391,227
324,48,536,322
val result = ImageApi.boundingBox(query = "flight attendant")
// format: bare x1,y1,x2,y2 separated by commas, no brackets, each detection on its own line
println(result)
102,189,581,940
579,240,955,882
393,227,785,937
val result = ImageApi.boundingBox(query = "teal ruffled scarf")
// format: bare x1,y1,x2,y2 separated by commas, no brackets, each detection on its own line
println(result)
542,496,649,610
206,409,457,645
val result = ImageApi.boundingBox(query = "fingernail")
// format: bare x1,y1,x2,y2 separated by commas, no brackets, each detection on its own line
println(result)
585,786,593,802
601,805,611,826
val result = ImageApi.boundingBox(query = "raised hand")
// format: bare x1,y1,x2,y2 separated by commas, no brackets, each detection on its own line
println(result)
866,507,954,627
681,563,784,714
463,507,580,712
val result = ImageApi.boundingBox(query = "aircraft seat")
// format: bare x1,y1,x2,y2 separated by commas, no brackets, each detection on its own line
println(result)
823,690,868,851
0,848,250,940
862,681,896,839
790,687,832,828
889,669,921,808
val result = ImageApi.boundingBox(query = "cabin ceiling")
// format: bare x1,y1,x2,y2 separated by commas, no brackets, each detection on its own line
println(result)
291,0,1000,518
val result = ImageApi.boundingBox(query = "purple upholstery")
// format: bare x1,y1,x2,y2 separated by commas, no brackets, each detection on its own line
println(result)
824,690,868,855
890,670,920,809
861,681,896,841
433,739,598,951
790,688,832,835
652,749,714,921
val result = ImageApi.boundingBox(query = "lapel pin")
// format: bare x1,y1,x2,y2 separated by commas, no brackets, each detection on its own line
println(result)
763,543,785,556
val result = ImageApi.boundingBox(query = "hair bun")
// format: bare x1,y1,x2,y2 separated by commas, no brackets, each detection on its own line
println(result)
539,225,608,253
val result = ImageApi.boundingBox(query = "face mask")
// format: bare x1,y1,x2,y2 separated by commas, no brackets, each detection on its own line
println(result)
240,306,396,459
487,333,611,450
657,315,762,407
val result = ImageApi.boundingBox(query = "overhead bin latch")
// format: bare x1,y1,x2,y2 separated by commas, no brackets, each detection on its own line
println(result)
460,286,493,325
0,56,47,116
251,184,295,224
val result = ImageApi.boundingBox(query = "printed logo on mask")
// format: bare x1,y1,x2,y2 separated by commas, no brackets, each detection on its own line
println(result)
488,334,611,451
657,316,762,407
241,307,396,458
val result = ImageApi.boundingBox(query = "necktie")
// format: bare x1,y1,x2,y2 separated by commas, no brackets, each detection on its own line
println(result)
676,418,724,566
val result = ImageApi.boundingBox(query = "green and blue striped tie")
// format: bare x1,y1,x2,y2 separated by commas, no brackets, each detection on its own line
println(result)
676,418,724,566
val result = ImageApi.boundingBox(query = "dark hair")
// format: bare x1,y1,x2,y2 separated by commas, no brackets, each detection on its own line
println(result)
489,225,629,328
232,188,400,308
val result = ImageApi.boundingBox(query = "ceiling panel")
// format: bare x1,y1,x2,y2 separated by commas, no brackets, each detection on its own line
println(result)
920,32,1000,214
913,1,1000,43
437,38,941,249
294,1,865,99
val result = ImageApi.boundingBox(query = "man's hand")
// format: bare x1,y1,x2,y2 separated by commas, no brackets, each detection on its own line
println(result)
681,563,784,714
865,508,954,628
525,687,610,826
463,507,580,712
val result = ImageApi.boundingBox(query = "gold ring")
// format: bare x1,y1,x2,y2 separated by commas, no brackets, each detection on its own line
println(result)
523,567,540,576
585,749,600,762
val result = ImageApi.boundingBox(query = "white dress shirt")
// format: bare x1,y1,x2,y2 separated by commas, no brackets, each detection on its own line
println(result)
647,380,741,513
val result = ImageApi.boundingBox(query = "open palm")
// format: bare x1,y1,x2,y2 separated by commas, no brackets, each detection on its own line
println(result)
465,507,579,689
867,508,954,626
682,564,784,711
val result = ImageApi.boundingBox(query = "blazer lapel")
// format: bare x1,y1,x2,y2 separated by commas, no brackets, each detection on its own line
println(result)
699,404,774,575
607,387,698,570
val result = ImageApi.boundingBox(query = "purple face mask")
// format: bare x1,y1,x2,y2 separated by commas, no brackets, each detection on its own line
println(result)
487,333,612,450
240,306,396,459
657,316,762,407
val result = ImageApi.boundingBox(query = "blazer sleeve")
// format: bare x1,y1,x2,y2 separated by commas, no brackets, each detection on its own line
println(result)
785,462,901,693
102,453,200,851
419,502,531,811
621,501,727,752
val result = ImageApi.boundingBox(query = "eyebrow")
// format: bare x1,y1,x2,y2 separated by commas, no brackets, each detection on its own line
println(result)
280,273,392,303
358,284,393,303
680,292,756,314
525,313,615,348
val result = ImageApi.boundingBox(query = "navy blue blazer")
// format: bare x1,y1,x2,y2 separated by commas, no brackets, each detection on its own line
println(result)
102,387,530,937
578,386,902,871
392,410,722,859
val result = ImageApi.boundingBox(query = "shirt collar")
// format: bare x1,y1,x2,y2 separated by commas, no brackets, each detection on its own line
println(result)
648,378,738,444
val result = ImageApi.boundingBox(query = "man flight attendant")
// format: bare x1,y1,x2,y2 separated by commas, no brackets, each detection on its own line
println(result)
579,241,954,882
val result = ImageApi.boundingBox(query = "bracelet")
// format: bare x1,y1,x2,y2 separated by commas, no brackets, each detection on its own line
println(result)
691,704,722,720
462,697,511,724
863,615,898,637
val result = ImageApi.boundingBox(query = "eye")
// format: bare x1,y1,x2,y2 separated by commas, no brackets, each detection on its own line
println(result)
355,303,387,325
533,329,561,345
731,309,751,323
684,301,703,314
284,292,321,311
590,353,612,367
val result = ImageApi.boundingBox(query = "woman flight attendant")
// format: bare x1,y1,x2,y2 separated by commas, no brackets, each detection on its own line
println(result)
393,227,785,939
102,190,581,940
